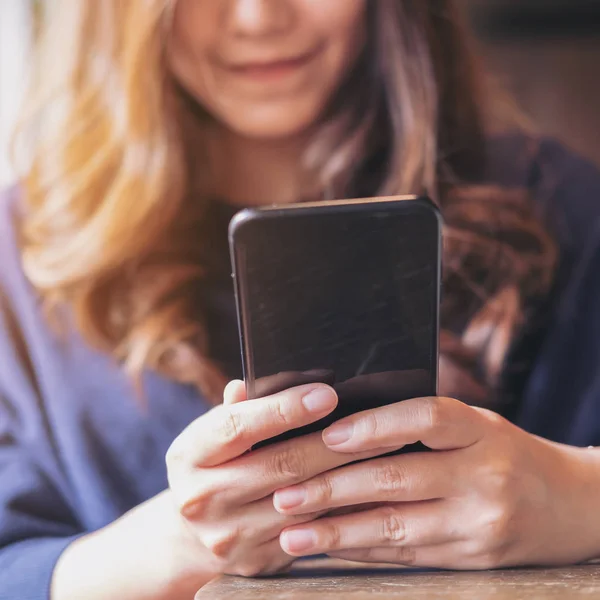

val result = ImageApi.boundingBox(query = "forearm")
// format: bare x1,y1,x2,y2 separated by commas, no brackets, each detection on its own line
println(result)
51,490,216,600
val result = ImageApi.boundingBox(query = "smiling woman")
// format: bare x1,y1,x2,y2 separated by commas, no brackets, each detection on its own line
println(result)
2,1,600,599
19,0,522,405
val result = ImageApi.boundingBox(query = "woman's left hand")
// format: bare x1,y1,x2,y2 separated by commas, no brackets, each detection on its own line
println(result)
273,397,600,569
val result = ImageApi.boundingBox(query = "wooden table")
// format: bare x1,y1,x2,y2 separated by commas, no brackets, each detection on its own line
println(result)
196,558,600,599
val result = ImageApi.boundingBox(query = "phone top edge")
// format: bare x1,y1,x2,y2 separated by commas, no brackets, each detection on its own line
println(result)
228,195,439,241
259,194,421,210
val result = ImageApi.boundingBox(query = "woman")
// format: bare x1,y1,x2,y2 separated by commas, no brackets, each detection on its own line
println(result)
2,0,600,598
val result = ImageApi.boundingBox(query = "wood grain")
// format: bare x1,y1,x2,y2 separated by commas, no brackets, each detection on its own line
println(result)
196,559,600,599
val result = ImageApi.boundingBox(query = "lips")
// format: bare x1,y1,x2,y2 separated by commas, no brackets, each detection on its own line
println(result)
231,54,311,71
221,49,318,81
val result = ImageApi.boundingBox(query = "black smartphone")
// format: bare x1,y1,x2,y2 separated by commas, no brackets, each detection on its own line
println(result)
229,196,442,449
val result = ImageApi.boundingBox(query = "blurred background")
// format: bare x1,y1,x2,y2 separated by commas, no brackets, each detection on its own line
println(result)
1,1,600,187
468,0,600,166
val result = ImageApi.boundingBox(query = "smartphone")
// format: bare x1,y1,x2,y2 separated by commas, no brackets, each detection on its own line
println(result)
229,196,442,450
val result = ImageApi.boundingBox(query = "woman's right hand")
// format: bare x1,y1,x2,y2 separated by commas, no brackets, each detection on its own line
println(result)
166,380,380,578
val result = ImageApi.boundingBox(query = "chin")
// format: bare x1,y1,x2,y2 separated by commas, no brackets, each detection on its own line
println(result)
222,105,321,140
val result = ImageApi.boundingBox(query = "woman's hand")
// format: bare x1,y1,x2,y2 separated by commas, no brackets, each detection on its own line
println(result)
165,380,385,579
56,381,385,600
273,396,600,569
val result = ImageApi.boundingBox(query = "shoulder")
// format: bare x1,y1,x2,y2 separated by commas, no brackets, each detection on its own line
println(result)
485,132,600,328
0,185,104,373
0,186,49,386
484,132,600,259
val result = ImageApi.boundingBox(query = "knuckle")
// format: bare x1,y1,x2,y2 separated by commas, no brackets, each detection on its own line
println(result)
177,486,213,519
268,398,295,428
268,447,307,480
165,438,185,472
379,509,406,543
173,475,223,520
480,505,512,542
362,411,381,439
217,409,245,447
484,459,516,498
480,407,505,429
465,506,513,567
471,549,504,571
422,396,445,429
320,523,342,550
204,527,242,559
312,476,334,506
372,462,407,496
236,562,266,578
464,536,491,562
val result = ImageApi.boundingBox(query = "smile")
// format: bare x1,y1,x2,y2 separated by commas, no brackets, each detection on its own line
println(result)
222,50,319,82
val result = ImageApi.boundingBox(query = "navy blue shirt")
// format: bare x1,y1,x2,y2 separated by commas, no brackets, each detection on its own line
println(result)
1,135,600,599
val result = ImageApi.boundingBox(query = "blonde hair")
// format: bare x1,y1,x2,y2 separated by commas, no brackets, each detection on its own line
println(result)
15,0,556,404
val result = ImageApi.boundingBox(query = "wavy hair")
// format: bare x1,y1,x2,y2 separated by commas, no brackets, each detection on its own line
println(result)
15,0,556,404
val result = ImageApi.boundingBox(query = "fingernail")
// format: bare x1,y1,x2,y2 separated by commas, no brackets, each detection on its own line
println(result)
282,529,317,553
323,423,353,446
274,486,306,510
302,387,337,413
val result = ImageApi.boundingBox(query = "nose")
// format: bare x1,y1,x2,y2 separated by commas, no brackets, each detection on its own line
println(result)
224,0,294,37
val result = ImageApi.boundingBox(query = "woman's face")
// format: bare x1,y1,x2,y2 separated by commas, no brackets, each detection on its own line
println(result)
169,0,367,139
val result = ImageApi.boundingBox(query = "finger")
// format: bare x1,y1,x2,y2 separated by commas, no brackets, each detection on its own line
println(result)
328,540,497,571
326,546,447,569
274,451,459,515
224,539,296,578
168,383,338,468
208,433,390,507
192,495,328,555
326,502,387,518
280,500,461,557
224,380,247,405
328,547,420,566
322,396,485,453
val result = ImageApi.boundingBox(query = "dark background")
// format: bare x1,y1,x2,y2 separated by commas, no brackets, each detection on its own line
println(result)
467,0,600,165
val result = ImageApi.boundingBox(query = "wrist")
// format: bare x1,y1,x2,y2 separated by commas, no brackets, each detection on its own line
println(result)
126,489,217,595
541,441,600,564
570,445,600,560
52,490,216,600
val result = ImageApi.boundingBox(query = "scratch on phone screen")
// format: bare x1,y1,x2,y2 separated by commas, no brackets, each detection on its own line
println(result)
355,341,380,377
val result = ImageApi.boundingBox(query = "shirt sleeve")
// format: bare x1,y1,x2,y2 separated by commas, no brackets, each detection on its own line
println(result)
0,304,84,600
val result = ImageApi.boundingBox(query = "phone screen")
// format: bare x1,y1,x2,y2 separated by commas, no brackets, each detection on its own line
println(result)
230,197,441,447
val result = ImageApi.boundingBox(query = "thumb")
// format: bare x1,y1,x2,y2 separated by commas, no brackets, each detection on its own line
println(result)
223,379,247,405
